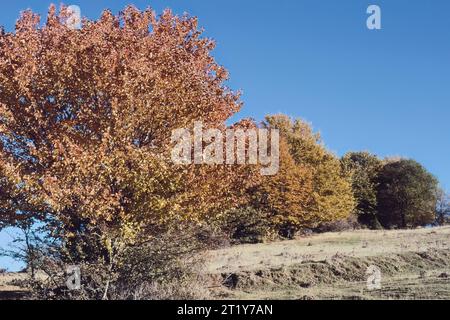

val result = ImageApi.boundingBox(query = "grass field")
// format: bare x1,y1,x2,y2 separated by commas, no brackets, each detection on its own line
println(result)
1,226,449,300
206,226,450,300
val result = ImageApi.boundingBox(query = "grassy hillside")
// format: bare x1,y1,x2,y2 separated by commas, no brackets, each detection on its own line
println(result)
206,226,450,300
1,226,449,300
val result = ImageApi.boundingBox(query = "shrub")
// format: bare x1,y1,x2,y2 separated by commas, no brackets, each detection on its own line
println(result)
27,223,210,300
219,207,273,244
314,214,361,233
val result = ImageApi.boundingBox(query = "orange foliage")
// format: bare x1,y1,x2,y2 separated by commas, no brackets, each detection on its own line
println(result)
0,5,254,242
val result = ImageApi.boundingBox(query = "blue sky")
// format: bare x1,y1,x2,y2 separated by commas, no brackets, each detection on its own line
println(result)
1,0,449,270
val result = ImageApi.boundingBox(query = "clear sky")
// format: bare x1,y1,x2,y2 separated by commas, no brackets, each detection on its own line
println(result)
0,0,449,270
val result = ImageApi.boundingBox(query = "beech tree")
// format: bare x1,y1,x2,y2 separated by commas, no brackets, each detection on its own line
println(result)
0,5,256,264
265,115,355,225
255,138,313,237
341,152,383,228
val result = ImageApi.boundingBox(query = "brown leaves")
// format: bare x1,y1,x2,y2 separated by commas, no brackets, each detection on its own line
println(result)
0,5,245,242
15,10,41,33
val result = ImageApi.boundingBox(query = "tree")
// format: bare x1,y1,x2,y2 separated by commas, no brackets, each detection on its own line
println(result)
376,159,439,228
255,138,313,237
341,152,383,228
0,5,256,297
435,188,450,226
0,221,47,278
0,5,243,226
264,115,355,225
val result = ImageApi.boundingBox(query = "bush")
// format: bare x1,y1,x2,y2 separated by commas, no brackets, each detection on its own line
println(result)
219,207,274,244
314,214,361,233
26,224,211,300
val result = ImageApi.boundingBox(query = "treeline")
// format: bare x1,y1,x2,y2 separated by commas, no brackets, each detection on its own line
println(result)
0,6,448,299
224,115,448,243
342,152,445,230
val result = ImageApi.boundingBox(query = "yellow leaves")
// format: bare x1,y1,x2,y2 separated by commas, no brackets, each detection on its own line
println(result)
255,137,314,229
260,115,356,230
103,236,113,254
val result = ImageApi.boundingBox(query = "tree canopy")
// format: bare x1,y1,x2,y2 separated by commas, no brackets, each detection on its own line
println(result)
341,152,383,228
376,159,439,228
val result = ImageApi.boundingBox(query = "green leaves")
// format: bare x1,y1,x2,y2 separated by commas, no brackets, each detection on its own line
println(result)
377,159,439,228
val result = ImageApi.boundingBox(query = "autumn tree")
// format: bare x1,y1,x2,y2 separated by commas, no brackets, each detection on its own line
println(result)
0,4,257,297
255,138,313,237
376,159,439,228
341,152,383,228
264,115,355,225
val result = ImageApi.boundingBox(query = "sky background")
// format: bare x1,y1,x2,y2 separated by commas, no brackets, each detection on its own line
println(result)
1,0,449,270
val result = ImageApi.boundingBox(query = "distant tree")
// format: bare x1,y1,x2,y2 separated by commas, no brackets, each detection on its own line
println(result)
435,188,450,226
265,115,355,225
376,159,439,228
0,221,47,278
341,152,383,229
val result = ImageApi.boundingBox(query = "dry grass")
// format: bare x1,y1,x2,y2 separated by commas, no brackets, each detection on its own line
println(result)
0,272,30,299
206,227,450,273
1,226,449,300
205,226,450,300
